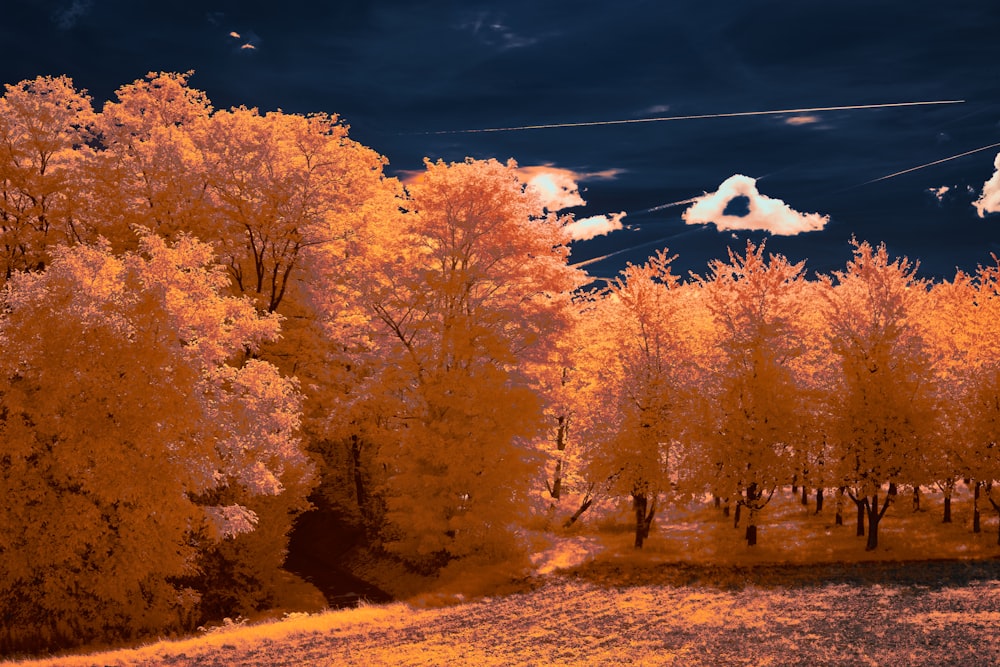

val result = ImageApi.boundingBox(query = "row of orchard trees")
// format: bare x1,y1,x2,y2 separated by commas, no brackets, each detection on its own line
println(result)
557,239,1000,551
0,72,584,651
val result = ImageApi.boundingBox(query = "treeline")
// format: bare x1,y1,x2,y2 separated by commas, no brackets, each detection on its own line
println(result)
1,72,999,653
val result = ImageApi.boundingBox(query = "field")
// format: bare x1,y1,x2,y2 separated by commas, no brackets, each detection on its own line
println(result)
9,487,1000,666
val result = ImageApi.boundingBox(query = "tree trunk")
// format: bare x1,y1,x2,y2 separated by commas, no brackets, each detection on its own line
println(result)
851,493,865,537
723,498,731,518
801,483,809,507
912,486,921,512
791,475,798,495
744,483,759,546
943,487,952,524
733,501,742,529
714,494,721,509
815,487,824,514
548,458,563,502
865,486,896,551
973,481,981,534
632,493,656,549
865,496,879,550
987,485,1000,546
634,494,648,549
835,487,844,526
350,434,368,513
746,506,758,546
562,485,595,529
547,414,569,502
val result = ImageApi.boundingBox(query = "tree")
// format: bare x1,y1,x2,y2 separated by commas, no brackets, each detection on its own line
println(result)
924,272,979,524
696,241,809,546
580,250,697,548
0,75,94,280
821,240,938,550
84,71,214,252
0,234,310,651
196,105,388,314
90,73,399,535
364,158,583,570
958,259,1000,541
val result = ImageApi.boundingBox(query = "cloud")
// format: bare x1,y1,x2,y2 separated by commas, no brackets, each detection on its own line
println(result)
457,10,538,49
973,152,1000,217
565,212,627,241
400,164,624,241
226,28,261,53
51,0,93,30
784,115,819,126
517,164,624,212
519,166,586,211
928,185,951,203
682,174,829,235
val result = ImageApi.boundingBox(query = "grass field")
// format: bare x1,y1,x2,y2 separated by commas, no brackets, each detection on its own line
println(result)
9,486,1000,666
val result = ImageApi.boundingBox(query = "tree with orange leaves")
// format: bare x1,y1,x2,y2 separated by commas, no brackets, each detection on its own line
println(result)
83,71,214,252
0,233,310,652
577,249,700,548
952,258,1000,543
696,241,810,546
365,158,583,570
821,240,939,551
0,75,95,280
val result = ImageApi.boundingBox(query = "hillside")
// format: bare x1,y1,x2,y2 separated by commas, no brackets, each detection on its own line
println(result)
12,561,1000,667
10,488,1000,666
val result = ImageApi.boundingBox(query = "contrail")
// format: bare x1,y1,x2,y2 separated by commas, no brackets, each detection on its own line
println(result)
861,141,1000,186
431,100,965,134
631,197,700,216
571,240,662,269
570,231,702,269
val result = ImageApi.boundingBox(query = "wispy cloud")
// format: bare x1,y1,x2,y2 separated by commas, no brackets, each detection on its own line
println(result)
51,0,93,30
565,212,627,241
456,10,537,49
973,153,1000,217
682,174,829,236
784,115,819,126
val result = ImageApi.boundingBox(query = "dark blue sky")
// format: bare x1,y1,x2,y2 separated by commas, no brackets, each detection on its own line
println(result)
5,0,1000,280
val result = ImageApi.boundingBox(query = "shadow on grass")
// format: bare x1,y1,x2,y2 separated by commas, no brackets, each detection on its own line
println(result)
564,556,1000,592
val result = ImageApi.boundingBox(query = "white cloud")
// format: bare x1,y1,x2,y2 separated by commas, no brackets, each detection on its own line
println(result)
519,166,586,211
565,212,626,241
517,165,623,210
973,152,1000,218
928,185,951,203
682,174,829,236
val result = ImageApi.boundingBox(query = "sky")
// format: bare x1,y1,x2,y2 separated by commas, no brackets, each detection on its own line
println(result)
4,0,1000,281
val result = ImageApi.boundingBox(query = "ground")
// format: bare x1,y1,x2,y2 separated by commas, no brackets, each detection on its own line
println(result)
7,486,1000,666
